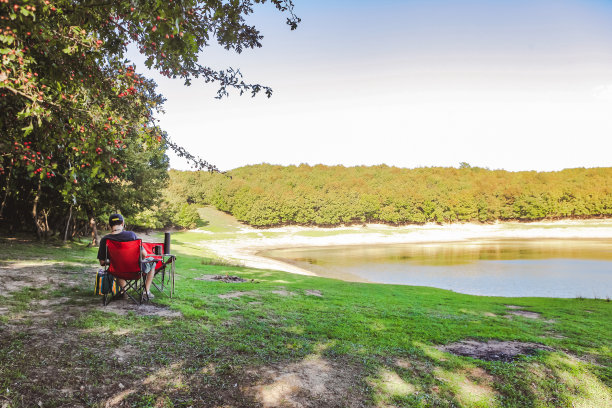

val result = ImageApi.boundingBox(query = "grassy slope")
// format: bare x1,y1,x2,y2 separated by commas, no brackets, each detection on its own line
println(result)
0,228,611,407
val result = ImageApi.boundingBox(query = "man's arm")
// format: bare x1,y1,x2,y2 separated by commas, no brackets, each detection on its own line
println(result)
97,237,108,266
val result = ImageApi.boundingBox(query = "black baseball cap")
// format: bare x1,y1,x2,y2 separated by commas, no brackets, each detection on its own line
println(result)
108,213,124,226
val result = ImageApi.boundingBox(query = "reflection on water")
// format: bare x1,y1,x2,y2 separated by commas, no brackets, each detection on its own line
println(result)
262,239,612,298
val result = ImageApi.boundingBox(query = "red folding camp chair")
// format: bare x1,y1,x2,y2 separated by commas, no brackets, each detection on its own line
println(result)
103,239,146,305
141,242,176,298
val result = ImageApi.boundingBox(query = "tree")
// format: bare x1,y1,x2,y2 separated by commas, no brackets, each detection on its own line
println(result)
0,0,300,236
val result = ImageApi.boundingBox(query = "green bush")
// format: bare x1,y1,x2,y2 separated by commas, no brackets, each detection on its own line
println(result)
131,209,165,230
171,203,200,229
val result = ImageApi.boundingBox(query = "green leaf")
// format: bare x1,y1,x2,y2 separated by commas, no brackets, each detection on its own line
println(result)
22,123,34,136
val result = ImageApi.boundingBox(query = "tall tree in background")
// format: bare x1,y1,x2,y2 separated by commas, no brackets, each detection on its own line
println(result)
0,0,299,238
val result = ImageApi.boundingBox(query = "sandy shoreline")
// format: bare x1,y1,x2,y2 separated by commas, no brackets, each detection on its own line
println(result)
195,219,612,275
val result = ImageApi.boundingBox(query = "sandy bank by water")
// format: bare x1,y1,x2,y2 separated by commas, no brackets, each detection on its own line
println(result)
193,219,612,276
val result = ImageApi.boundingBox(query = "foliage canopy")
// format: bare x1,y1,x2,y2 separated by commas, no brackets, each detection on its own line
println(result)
0,0,299,238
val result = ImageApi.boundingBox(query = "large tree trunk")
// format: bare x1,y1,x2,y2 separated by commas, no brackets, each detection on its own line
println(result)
86,206,100,246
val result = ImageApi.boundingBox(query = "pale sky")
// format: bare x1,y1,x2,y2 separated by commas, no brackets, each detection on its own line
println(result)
131,0,612,172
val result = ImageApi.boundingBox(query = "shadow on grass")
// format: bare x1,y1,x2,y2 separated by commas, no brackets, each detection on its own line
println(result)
195,219,210,228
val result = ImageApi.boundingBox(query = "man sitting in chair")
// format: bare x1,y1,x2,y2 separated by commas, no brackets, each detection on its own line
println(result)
97,213,156,299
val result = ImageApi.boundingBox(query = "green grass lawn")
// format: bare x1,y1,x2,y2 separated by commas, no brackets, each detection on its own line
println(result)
0,236,610,407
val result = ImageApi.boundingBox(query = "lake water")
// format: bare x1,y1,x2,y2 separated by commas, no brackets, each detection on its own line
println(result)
262,239,612,298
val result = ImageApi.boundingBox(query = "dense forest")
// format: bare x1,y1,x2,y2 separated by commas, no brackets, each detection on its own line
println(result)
166,164,612,227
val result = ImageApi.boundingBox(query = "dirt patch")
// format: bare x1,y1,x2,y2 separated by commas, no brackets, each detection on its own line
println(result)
507,310,542,319
305,290,323,297
215,275,249,282
271,290,297,297
101,301,183,318
438,340,554,362
467,367,495,382
393,358,412,370
31,297,72,307
113,345,140,363
218,291,258,299
483,312,496,317
0,261,89,294
196,274,252,283
504,305,551,320
247,355,366,408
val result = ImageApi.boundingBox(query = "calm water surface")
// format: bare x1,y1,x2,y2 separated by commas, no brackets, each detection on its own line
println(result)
262,239,612,297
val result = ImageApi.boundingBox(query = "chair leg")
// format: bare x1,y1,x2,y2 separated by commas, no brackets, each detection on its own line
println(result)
170,258,175,298
160,267,166,291
141,274,148,304
150,266,169,297
118,278,143,305
141,287,148,304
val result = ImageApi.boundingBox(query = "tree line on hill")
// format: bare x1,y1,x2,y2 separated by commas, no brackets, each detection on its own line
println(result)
165,164,612,227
